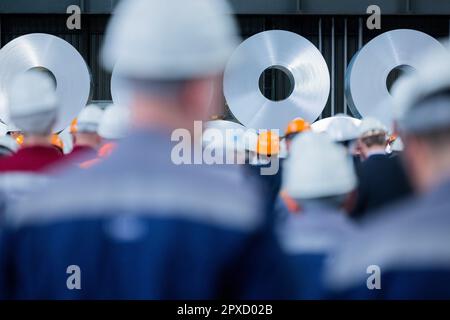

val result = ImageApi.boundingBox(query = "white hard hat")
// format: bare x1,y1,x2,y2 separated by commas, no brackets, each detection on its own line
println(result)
203,120,247,153
77,104,104,133
0,135,18,153
102,0,240,80
358,117,388,138
313,114,361,143
392,42,450,134
98,105,130,140
8,71,58,134
283,132,357,199
391,137,404,152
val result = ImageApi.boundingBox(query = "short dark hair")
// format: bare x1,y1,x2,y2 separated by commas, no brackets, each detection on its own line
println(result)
361,133,386,148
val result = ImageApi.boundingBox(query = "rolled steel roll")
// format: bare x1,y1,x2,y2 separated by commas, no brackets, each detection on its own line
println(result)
0,33,91,133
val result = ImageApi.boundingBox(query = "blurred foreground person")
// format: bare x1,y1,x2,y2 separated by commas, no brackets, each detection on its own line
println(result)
0,71,63,202
0,0,293,299
280,118,311,214
70,104,104,159
351,117,412,220
279,132,357,299
246,131,283,216
325,46,450,299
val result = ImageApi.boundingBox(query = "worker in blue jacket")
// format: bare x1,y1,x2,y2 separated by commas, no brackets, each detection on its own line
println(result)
0,0,295,300
279,132,358,299
324,44,450,299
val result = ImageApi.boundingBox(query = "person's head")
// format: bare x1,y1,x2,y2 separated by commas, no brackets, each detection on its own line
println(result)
323,115,360,154
101,0,240,139
283,132,357,210
284,118,311,151
98,105,130,142
393,46,450,193
396,89,450,193
7,70,58,144
73,104,104,149
357,117,388,160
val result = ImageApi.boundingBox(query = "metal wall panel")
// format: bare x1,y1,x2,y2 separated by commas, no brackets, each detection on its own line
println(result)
0,0,119,14
2,0,450,15
0,14,449,119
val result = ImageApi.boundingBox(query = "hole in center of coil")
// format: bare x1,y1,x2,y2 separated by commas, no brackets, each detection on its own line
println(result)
259,65,295,102
386,64,416,95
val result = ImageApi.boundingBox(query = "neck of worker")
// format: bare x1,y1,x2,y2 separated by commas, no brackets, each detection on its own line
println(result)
364,145,386,159
130,94,202,142
423,151,450,193
22,134,52,147
75,133,100,149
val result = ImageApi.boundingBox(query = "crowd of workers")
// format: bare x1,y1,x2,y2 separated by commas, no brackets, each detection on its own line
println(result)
0,0,449,299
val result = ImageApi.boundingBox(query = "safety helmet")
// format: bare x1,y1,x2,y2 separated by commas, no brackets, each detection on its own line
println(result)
283,132,357,199
203,120,247,154
257,131,280,156
102,0,240,80
312,115,361,143
15,134,24,145
76,104,104,133
388,133,398,145
97,105,130,140
359,117,388,138
285,118,311,137
392,42,450,134
70,118,78,134
8,71,58,134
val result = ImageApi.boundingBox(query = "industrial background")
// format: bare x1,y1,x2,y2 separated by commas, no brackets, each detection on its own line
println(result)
0,0,449,120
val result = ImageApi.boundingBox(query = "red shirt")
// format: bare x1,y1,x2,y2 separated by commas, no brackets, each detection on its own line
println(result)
0,146,65,173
